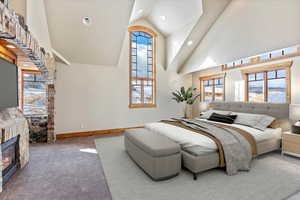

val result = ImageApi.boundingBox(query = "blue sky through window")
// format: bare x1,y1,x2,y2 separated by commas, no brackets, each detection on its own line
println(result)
131,31,154,105
132,31,153,78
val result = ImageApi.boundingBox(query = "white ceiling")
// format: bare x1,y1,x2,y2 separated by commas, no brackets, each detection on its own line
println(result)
45,0,134,66
130,0,203,36
181,0,300,74
175,0,232,73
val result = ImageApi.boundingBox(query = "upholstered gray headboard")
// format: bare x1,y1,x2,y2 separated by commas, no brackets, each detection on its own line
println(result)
209,102,289,120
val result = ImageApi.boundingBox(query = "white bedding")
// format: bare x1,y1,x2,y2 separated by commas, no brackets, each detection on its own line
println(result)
144,119,282,152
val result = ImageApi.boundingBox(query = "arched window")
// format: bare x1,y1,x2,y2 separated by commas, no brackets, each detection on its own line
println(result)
128,26,157,108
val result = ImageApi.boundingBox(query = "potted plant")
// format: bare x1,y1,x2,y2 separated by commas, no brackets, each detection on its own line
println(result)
172,87,200,118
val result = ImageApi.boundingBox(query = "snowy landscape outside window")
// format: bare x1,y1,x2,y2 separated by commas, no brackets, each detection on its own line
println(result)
200,75,225,103
22,70,47,115
247,70,287,103
243,62,292,104
128,26,157,108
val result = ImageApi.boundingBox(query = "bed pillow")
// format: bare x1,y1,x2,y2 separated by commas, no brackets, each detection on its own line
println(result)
233,112,260,127
199,110,232,119
208,113,237,124
255,115,275,131
233,112,275,131
269,119,290,131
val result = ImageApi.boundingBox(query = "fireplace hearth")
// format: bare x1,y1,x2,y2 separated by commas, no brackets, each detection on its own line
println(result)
0,108,30,193
1,136,20,185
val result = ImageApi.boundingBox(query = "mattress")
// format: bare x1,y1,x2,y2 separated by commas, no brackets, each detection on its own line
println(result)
145,119,282,153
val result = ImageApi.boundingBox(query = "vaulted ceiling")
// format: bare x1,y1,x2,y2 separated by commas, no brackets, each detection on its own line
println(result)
181,0,300,74
130,0,203,36
130,0,207,72
44,0,134,66
44,0,300,73
45,0,206,67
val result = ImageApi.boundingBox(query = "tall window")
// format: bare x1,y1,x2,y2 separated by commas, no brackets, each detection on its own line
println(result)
200,74,225,102
243,62,291,103
128,26,157,108
22,70,47,115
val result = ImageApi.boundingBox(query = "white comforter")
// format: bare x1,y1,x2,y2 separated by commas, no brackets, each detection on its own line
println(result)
144,119,282,152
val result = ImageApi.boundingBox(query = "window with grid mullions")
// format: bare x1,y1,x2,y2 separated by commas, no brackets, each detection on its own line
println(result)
129,26,157,108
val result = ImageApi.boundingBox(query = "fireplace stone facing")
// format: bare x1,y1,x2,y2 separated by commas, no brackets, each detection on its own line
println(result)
0,108,29,193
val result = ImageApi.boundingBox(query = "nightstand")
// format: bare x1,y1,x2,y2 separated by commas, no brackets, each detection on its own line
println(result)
282,132,300,157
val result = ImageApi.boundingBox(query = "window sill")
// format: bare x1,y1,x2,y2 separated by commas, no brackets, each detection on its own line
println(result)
129,104,157,109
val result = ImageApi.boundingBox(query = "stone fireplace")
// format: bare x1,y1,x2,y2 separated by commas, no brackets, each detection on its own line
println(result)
1,135,20,185
0,108,29,193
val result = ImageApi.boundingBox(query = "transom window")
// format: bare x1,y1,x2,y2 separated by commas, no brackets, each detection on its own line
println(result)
224,46,300,70
22,70,47,115
200,75,225,102
128,26,157,108
243,62,292,103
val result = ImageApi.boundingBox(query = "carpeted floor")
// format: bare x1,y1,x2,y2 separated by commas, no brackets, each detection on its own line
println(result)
1,134,300,200
95,136,300,200
0,134,116,200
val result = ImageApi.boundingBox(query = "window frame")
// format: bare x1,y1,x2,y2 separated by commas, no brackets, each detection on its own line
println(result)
128,26,157,108
223,47,300,71
21,69,48,116
199,74,226,102
242,61,292,103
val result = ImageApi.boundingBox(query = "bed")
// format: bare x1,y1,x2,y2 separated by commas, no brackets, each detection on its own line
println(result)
145,102,290,179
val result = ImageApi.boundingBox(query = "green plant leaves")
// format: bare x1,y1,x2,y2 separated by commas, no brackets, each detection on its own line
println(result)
172,91,184,102
171,87,200,105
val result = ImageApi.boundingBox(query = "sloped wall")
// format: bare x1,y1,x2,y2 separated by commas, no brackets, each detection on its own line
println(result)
26,0,52,52
182,0,300,74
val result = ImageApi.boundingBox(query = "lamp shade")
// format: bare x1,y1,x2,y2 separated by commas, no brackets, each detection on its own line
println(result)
199,102,209,112
290,104,300,122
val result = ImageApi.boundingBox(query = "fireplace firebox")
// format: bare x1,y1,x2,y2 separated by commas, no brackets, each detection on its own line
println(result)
1,136,20,185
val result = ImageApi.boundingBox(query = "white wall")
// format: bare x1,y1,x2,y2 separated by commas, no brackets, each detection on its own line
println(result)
192,56,300,120
55,20,192,134
182,0,300,74
26,0,52,52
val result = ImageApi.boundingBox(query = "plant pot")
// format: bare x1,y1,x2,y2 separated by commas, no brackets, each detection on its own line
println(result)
181,103,191,119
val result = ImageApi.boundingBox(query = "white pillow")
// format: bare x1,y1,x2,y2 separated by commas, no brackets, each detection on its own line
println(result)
199,109,232,119
233,112,260,127
233,112,275,131
255,115,276,131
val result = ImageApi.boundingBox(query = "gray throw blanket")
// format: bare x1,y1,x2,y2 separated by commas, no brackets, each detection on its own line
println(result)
174,118,252,176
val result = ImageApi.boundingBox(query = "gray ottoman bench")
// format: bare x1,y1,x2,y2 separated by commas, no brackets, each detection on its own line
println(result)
124,128,181,181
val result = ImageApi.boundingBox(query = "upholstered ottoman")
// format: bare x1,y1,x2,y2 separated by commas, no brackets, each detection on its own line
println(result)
124,129,181,181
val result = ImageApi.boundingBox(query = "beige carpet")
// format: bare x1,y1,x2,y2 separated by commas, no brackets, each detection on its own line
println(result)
95,136,300,200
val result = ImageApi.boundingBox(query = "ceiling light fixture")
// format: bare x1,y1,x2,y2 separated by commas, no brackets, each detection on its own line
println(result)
6,44,16,49
160,15,167,21
187,40,193,46
82,17,92,26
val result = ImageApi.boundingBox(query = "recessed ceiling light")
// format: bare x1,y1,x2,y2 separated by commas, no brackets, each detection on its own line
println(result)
160,16,167,21
138,9,144,14
6,44,16,49
187,40,193,46
82,17,92,26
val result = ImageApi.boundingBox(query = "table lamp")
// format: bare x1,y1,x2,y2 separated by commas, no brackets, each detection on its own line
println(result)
291,104,300,134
